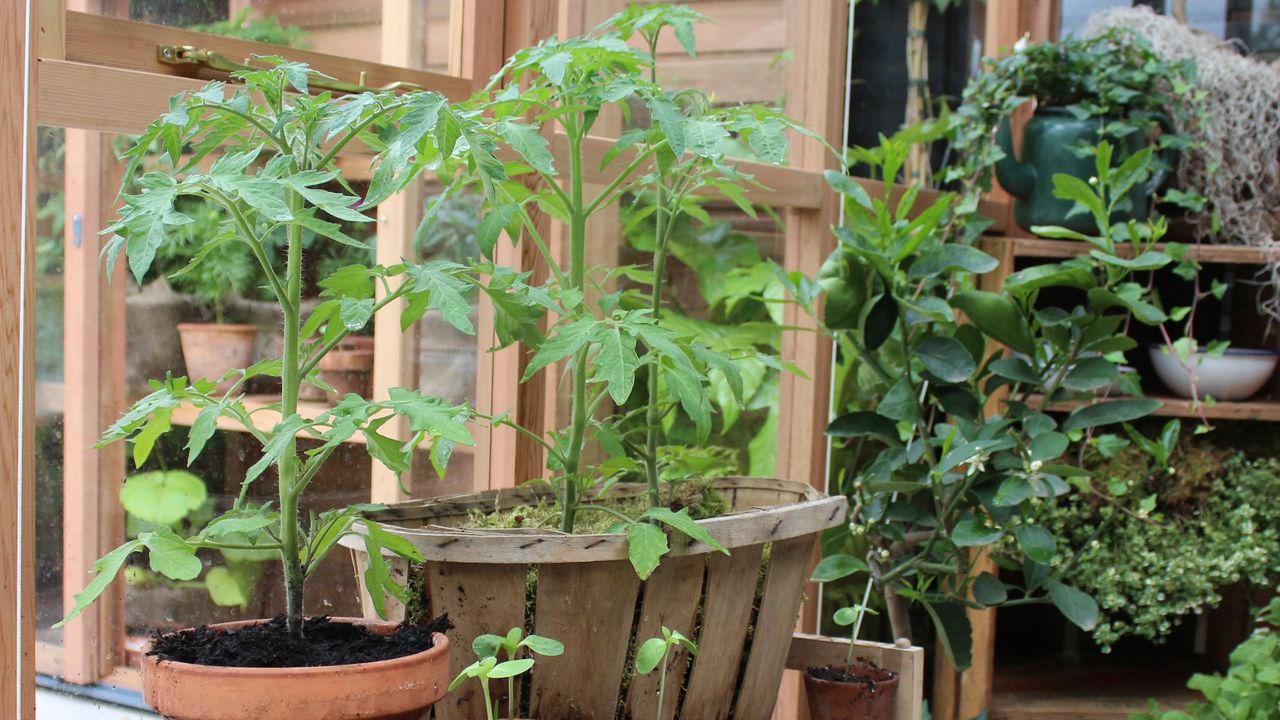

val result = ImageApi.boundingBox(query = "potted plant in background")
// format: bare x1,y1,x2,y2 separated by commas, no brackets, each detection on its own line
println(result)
341,7,846,719
958,27,1196,233
55,60,498,719
161,200,262,394
803,602,898,720
816,121,1190,673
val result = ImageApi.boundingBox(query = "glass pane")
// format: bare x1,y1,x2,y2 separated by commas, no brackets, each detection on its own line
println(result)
96,0,458,74
652,0,790,108
615,199,787,480
34,127,66,653
848,0,983,175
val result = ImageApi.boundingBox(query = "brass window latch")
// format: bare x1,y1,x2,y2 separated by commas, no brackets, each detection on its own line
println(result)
156,44,426,95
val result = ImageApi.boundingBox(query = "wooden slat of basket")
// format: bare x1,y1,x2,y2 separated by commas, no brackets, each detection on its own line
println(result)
425,562,529,720
530,560,641,719
733,535,815,720
679,544,766,720
624,554,707,720
785,634,925,720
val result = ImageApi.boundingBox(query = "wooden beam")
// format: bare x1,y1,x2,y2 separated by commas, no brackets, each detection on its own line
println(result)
370,0,426,504
774,0,849,717
63,11,473,101
36,0,62,60
1,0,38,715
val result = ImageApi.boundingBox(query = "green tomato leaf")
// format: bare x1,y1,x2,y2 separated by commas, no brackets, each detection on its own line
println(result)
54,539,145,628
141,527,203,581
626,522,669,580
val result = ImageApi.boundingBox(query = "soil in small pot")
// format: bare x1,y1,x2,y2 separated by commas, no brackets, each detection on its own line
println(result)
804,663,898,720
149,614,452,668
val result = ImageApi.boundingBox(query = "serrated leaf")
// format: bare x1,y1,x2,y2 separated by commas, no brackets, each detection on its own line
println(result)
642,507,727,554
627,522,668,580
594,323,640,404
142,527,203,581
55,540,144,628
497,121,555,175
244,414,308,484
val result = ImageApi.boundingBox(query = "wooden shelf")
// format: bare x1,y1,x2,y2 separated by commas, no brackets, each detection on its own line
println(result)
991,663,1202,719
1029,394,1280,422
1006,236,1279,265
169,394,473,454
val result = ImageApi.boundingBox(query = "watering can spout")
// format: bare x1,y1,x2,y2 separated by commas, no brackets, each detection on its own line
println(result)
994,117,1036,199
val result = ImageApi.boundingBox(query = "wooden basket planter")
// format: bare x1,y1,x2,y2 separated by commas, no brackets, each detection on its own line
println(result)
341,477,846,720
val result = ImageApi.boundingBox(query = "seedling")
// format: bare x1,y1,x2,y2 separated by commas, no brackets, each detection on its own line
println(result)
448,656,534,720
634,626,697,719
471,627,564,718
832,603,878,678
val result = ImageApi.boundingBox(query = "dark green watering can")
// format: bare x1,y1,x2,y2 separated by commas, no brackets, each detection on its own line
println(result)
995,108,1168,234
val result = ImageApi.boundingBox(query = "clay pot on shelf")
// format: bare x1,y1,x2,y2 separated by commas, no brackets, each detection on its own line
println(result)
803,663,899,720
1148,345,1279,401
177,323,258,394
316,335,374,402
140,617,450,720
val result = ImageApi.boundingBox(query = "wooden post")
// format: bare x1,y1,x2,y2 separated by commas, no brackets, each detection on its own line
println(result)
2,0,38,715
775,0,849,717
370,0,427,504
473,0,559,491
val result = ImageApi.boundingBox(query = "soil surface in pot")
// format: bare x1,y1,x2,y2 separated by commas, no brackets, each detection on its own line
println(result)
148,615,452,668
807,663,897,686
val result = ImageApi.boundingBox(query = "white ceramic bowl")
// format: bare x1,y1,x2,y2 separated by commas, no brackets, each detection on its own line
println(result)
1148,346,1279,401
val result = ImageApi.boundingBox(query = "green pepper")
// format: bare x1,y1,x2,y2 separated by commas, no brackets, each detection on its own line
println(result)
818,246,869,331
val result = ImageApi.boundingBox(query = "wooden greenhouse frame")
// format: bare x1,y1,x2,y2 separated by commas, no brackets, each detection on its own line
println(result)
0,0,1124,718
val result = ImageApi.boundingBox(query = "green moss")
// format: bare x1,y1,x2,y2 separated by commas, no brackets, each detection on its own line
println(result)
462,479,730,533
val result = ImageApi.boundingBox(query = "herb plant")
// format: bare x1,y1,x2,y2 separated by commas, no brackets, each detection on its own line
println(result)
58,59,496,637
817,127,1185,668
635,626,698,719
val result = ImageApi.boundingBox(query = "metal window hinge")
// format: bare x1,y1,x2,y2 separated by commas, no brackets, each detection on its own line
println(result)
156,44,426,95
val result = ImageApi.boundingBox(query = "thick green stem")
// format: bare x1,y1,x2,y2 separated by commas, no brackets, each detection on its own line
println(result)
642,188,670,509
507,676,516,720
279,189,306,637
560,125,588,534
656,658,668,720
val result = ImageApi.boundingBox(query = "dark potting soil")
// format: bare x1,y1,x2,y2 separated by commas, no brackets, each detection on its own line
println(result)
807,663,897,686
148,615,453,669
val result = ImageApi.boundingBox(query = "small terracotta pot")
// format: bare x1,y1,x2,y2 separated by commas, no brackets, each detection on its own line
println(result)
176,323,258,393
316,336,374,401
141,617,450,720
803,664,898,720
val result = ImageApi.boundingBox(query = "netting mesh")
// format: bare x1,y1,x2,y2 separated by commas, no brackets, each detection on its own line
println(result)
1083,7,1280,321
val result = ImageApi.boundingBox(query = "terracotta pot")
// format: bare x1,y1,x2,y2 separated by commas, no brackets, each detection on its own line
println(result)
141,617,450,720
316,336,374,401
803,665,899,720
176,323,258,394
